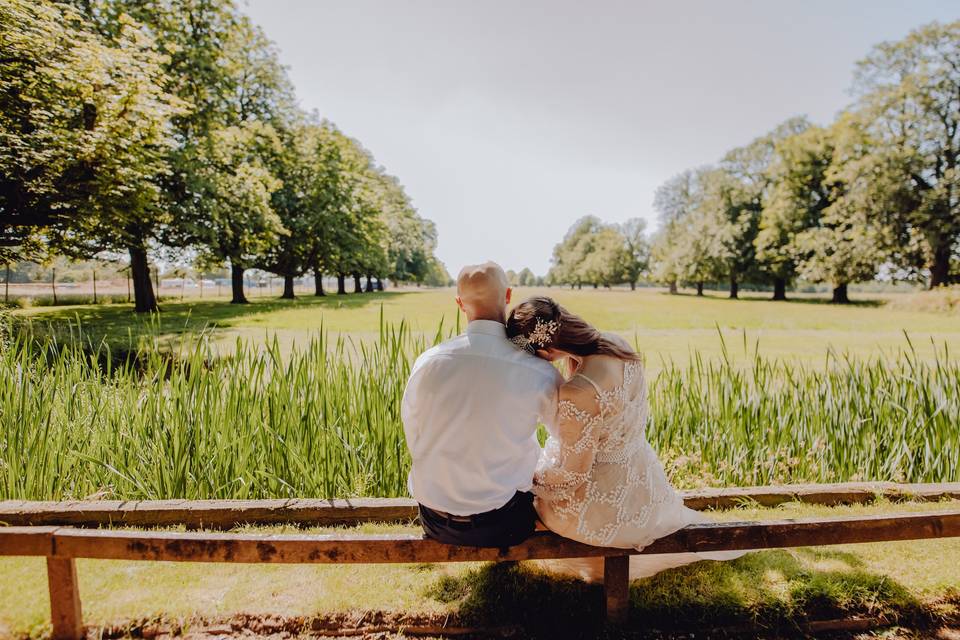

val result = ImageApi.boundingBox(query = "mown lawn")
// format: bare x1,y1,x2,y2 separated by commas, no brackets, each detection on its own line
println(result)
1,500,958,638
10,286,960,365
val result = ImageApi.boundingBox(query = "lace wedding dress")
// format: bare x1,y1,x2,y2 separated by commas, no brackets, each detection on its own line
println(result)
533,353,743,582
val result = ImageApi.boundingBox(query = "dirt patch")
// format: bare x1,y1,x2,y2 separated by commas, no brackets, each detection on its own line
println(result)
93,612,517,639
83,613,960,640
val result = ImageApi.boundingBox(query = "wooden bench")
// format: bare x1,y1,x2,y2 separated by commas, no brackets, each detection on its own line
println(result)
2,484,959,640
0,483,960,639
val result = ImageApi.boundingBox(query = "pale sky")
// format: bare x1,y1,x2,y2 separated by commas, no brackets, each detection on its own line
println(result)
242,0,957,276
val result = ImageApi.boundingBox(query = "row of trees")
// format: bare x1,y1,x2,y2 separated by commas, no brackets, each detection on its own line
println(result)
648,20,960,303
547,217,650,290
0,0,443,312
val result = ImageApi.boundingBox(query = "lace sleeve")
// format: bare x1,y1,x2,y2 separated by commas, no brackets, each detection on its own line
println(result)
533,383,601,505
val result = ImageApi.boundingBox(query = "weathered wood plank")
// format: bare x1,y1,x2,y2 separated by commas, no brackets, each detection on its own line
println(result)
640,510,960,554
603,556,630,624
3,483,958,528
0,526,57,556
0,498,419,528
47,510,960,564
46,557,83,640
681,482,960,510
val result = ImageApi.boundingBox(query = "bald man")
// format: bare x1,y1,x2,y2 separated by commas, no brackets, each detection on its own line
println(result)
401,262,562,548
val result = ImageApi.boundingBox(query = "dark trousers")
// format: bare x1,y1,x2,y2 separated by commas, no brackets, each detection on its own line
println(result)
418,491,537,548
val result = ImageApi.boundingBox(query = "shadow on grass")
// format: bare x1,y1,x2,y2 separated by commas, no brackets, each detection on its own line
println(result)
11,290,418,344
663,290,885,308
423,549,929,638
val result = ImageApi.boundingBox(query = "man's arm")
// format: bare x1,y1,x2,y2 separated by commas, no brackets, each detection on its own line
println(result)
400,354,432,454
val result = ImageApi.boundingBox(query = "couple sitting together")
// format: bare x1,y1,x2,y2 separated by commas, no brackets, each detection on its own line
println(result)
401,262,740,581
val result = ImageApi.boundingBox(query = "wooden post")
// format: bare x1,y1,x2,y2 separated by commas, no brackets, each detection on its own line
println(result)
603,555,629,624
46,557,82,640
4,262,9,303
52,268,57,305
92,269,97,304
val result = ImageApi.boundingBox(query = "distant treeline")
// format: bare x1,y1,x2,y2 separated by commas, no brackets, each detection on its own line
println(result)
0,0,447,312
546,21,960,302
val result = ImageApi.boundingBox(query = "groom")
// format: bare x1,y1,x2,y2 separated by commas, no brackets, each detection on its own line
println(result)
401,261,562,548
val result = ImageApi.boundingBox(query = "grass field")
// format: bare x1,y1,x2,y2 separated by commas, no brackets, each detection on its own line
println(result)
1,500,958,638
3,287,959,638
11,286,960,366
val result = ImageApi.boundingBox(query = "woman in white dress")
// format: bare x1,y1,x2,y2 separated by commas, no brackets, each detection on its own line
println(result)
505,296,743,582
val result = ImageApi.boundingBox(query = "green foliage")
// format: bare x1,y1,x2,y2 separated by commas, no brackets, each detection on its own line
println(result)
651,21,960,295
2,320,957,501
1,0,441,311
0,0,185,262
851,20,960,287
548,216,649,288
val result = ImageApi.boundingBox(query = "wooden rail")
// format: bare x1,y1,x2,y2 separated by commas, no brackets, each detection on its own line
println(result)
2,482,958,529
2,509,960,639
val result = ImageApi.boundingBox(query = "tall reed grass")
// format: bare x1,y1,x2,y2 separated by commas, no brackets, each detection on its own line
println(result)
0,318,956,500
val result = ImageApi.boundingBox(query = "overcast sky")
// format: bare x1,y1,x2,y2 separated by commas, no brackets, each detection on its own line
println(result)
242,0,957,276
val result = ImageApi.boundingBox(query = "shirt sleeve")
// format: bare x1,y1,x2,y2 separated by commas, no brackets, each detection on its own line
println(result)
401,354,431,453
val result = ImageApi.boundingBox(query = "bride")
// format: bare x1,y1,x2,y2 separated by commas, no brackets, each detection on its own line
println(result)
506,296,743,581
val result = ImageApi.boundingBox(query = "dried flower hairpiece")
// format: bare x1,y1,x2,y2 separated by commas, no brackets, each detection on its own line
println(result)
510,317,560,354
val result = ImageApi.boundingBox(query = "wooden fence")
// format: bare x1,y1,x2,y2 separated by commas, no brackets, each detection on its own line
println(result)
1,482,959,640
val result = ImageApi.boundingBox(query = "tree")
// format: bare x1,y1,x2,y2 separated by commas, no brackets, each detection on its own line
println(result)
0,1,184,311
651,169,727,294
517,268,536,287
790,118,889,303
851,20,960,287
548,216,604,288
707,118,808,299
190,121,285,303
617,218,650,290
580,226,627,288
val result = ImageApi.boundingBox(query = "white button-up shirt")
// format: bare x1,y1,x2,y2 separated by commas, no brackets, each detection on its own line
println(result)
402,319,563,516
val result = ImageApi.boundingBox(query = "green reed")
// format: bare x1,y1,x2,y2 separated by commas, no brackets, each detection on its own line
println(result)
0,319,957,500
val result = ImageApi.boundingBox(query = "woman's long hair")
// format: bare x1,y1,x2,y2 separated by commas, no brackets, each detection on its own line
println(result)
505,296,640,361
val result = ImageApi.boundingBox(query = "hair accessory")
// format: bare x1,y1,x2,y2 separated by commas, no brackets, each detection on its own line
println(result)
510,317,560,354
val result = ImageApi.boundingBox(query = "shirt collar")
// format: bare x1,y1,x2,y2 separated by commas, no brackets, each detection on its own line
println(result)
466,319,507,338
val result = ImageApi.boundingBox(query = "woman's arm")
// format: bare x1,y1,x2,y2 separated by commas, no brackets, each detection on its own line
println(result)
533,381,601,503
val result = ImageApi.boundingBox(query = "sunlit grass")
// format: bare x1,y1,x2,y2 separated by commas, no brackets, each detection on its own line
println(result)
1,315,957,501
11,287,960,365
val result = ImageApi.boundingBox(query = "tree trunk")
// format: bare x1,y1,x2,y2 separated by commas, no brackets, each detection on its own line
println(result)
281,274,295,299
4,263,9,304
313,269,325,296
92,270,97,304
831,283,850,304
337,273,347,295
729,276,739,299
128,246,158,312
929,239,952,288
629,281,636,291
376,278,384,291
668,280,678,295
772,277,787,301
230,262,248,304
593,282,598,289
696,281,704,296
353,273,363,293
365,274,374,293
577,282,582,290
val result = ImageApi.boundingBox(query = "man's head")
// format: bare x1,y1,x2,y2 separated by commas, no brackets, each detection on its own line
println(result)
456,261,511,323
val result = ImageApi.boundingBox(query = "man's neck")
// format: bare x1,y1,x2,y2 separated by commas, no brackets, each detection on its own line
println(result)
466,312,505,325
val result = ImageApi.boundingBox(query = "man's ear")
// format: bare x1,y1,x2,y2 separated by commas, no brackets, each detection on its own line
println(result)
505,287,512,305
456,296,466,313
